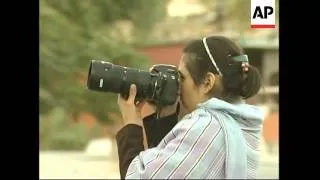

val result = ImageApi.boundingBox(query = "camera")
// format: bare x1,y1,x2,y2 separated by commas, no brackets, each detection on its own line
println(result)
86,60,180,106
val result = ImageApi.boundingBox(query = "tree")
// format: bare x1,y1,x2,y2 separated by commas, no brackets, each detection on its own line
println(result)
40,0,167,124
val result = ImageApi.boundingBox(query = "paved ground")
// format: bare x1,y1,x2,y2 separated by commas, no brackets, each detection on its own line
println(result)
40,151,120,179
40,150,278,179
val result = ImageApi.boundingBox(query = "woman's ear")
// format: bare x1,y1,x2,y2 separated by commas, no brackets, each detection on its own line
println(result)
201,72,216,94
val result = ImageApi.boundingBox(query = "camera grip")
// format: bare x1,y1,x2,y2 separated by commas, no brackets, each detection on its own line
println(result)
120,83,141,105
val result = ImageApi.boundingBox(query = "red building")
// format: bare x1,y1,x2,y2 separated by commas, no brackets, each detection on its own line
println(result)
136,42,185,66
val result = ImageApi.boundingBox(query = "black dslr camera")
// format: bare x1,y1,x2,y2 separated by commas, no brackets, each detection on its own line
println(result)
86,60,180,106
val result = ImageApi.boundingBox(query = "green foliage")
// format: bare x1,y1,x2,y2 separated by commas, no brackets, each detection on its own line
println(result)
40,0,167,123
40,107,87,150
40,107,105,150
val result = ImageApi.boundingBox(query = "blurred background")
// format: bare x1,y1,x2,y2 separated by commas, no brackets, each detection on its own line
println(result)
40,0,279,179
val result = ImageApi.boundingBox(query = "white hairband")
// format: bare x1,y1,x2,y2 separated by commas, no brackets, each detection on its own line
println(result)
202,37,223,76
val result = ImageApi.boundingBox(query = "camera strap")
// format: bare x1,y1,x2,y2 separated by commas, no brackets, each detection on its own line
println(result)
156,105,162,119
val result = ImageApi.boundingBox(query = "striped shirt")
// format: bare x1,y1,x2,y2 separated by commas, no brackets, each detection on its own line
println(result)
125,98,263,179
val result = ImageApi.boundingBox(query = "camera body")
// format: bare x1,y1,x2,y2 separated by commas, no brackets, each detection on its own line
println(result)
86,60,179,106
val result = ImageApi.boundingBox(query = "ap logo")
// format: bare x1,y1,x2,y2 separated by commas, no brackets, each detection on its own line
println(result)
251,0,276,28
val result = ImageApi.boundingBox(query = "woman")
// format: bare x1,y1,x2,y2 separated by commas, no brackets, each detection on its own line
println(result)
116,36,264,179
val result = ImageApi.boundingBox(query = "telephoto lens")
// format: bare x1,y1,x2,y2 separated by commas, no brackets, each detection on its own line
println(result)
87,60,179,106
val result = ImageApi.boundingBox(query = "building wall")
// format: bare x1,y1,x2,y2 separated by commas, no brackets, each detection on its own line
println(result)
262,50,279,84
137,43,279,84
137,43,184,66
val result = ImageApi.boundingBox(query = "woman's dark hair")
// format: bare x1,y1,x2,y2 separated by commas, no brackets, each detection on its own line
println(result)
183,36,261,100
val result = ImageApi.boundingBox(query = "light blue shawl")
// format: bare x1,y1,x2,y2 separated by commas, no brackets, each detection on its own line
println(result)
197,98,264,179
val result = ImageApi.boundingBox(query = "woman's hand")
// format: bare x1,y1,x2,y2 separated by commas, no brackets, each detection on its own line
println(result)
142,96,180,119
117,84,145,126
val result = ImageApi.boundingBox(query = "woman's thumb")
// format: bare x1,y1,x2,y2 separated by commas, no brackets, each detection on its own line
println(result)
127,84,137,103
